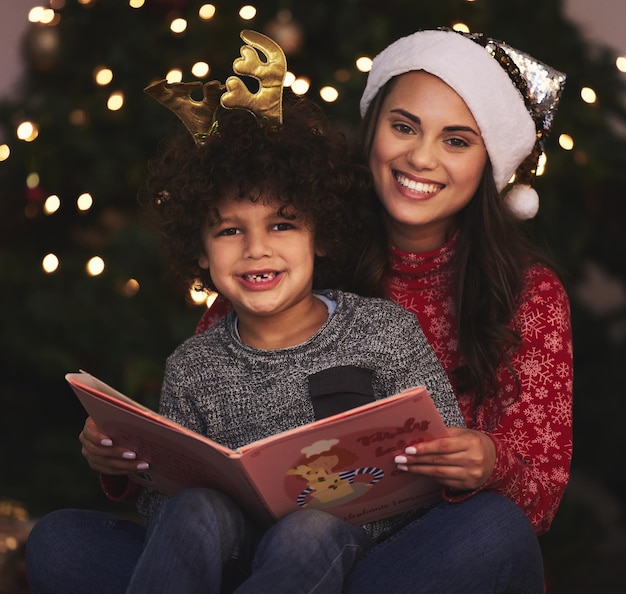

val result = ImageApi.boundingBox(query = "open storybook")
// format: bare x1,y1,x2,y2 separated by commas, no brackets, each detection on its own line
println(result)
66,371,449,527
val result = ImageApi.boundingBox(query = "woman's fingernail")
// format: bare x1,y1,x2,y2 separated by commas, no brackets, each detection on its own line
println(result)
122,451,137,460
137,462,149,471
100,439,113,447
397,464,408,472
405,446,417,455
394,455,408,464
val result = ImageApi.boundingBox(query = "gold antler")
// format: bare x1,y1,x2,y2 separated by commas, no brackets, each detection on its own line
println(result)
144,79,225,146
221,29,287,125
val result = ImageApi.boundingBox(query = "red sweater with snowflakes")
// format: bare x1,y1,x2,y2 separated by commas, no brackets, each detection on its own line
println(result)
193,236,573,535
382,236,573,535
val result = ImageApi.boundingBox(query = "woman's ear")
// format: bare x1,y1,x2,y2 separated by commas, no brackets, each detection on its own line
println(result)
315,243,326,258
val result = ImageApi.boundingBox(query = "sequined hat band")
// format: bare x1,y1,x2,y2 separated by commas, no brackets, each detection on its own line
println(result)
360,29,566,219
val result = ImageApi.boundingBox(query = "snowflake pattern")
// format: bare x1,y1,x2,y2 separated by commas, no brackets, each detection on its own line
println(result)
386,245,573,535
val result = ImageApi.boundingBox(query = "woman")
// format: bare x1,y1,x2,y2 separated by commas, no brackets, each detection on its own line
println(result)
199,28,572,592
340,28,573,593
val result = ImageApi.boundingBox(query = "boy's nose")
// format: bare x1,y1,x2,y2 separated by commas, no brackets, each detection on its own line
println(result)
243,232,272,259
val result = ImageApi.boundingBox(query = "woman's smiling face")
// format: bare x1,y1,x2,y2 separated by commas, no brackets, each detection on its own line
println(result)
368,70,488,252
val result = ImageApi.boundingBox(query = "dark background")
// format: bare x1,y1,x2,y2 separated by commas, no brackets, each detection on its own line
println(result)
1,1,625,592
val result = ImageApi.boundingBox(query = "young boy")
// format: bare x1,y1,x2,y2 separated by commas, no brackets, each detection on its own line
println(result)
26,31,464,594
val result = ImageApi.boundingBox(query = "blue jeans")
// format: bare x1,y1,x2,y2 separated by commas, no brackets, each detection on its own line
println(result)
345,491,545,594
25,487,373,593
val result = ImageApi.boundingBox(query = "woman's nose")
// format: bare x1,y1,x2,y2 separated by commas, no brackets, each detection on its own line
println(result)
406,139,437,170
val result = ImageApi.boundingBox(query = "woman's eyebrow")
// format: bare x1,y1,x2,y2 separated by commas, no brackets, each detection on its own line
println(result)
390,108,420,124
443,125,480,136
389,109,480,137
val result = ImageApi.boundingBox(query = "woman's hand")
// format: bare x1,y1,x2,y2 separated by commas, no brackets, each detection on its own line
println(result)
79,417,149,475
394,427,496,491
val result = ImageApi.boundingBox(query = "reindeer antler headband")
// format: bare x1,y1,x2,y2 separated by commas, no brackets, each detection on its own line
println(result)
144,30,287,146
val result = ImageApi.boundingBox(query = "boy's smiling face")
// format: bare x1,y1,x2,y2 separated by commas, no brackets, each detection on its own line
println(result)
198,197,323,333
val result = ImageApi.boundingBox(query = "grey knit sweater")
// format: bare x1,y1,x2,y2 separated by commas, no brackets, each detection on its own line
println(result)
137,290,464,539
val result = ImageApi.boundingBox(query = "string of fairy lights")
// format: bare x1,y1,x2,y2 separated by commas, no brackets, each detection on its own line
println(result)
1,0,625,309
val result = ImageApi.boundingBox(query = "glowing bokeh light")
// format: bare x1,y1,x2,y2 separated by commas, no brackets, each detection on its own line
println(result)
28,7,55,23
580,87,597,104
356,57,372,73
26,172,40,189
319,86,339,103
170,18,188,34
94,67,113,86
17,121,39,142
536,153,547,177
77,192,93,211
191,62,210,78
199,4,217,19
239,5,257,20
44,195,61,214
42,253,59,273
86,256,105,276
452,22,470,33
107,92,124,111
166,69,183,83
291,77,310,95
123,278,140,297
559,134,574,150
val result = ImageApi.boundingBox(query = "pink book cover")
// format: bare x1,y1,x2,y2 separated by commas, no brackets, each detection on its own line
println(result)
66,372,448,526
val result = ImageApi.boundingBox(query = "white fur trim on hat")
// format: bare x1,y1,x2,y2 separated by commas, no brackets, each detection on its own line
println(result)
360,30,536,193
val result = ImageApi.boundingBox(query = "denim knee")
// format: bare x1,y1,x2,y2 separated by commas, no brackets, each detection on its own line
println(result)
147,488,258,564
266,509,374,553
466,492,540,558
26,509,145,594
153,487,236,527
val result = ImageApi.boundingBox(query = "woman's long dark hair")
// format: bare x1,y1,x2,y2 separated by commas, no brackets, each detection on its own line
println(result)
352,77,557,402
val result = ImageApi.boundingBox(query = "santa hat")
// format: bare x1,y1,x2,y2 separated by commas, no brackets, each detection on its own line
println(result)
360,29,566,220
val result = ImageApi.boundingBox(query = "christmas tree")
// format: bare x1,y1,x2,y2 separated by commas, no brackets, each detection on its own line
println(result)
1,0,626,590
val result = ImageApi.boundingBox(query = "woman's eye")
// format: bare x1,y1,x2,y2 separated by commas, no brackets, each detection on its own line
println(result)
445,137,469,148
392,122,414,135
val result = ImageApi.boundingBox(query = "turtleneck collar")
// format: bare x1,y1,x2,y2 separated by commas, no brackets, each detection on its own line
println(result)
387,232,457,281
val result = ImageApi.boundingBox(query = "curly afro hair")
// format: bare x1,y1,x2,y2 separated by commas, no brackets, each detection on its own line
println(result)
140,93,373,293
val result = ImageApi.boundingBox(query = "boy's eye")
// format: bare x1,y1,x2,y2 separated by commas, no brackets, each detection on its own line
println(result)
217,227,239,236
272,222,294,231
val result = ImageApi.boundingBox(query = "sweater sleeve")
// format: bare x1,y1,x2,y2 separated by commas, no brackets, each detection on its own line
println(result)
99,473,139,501
445,267,573,535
